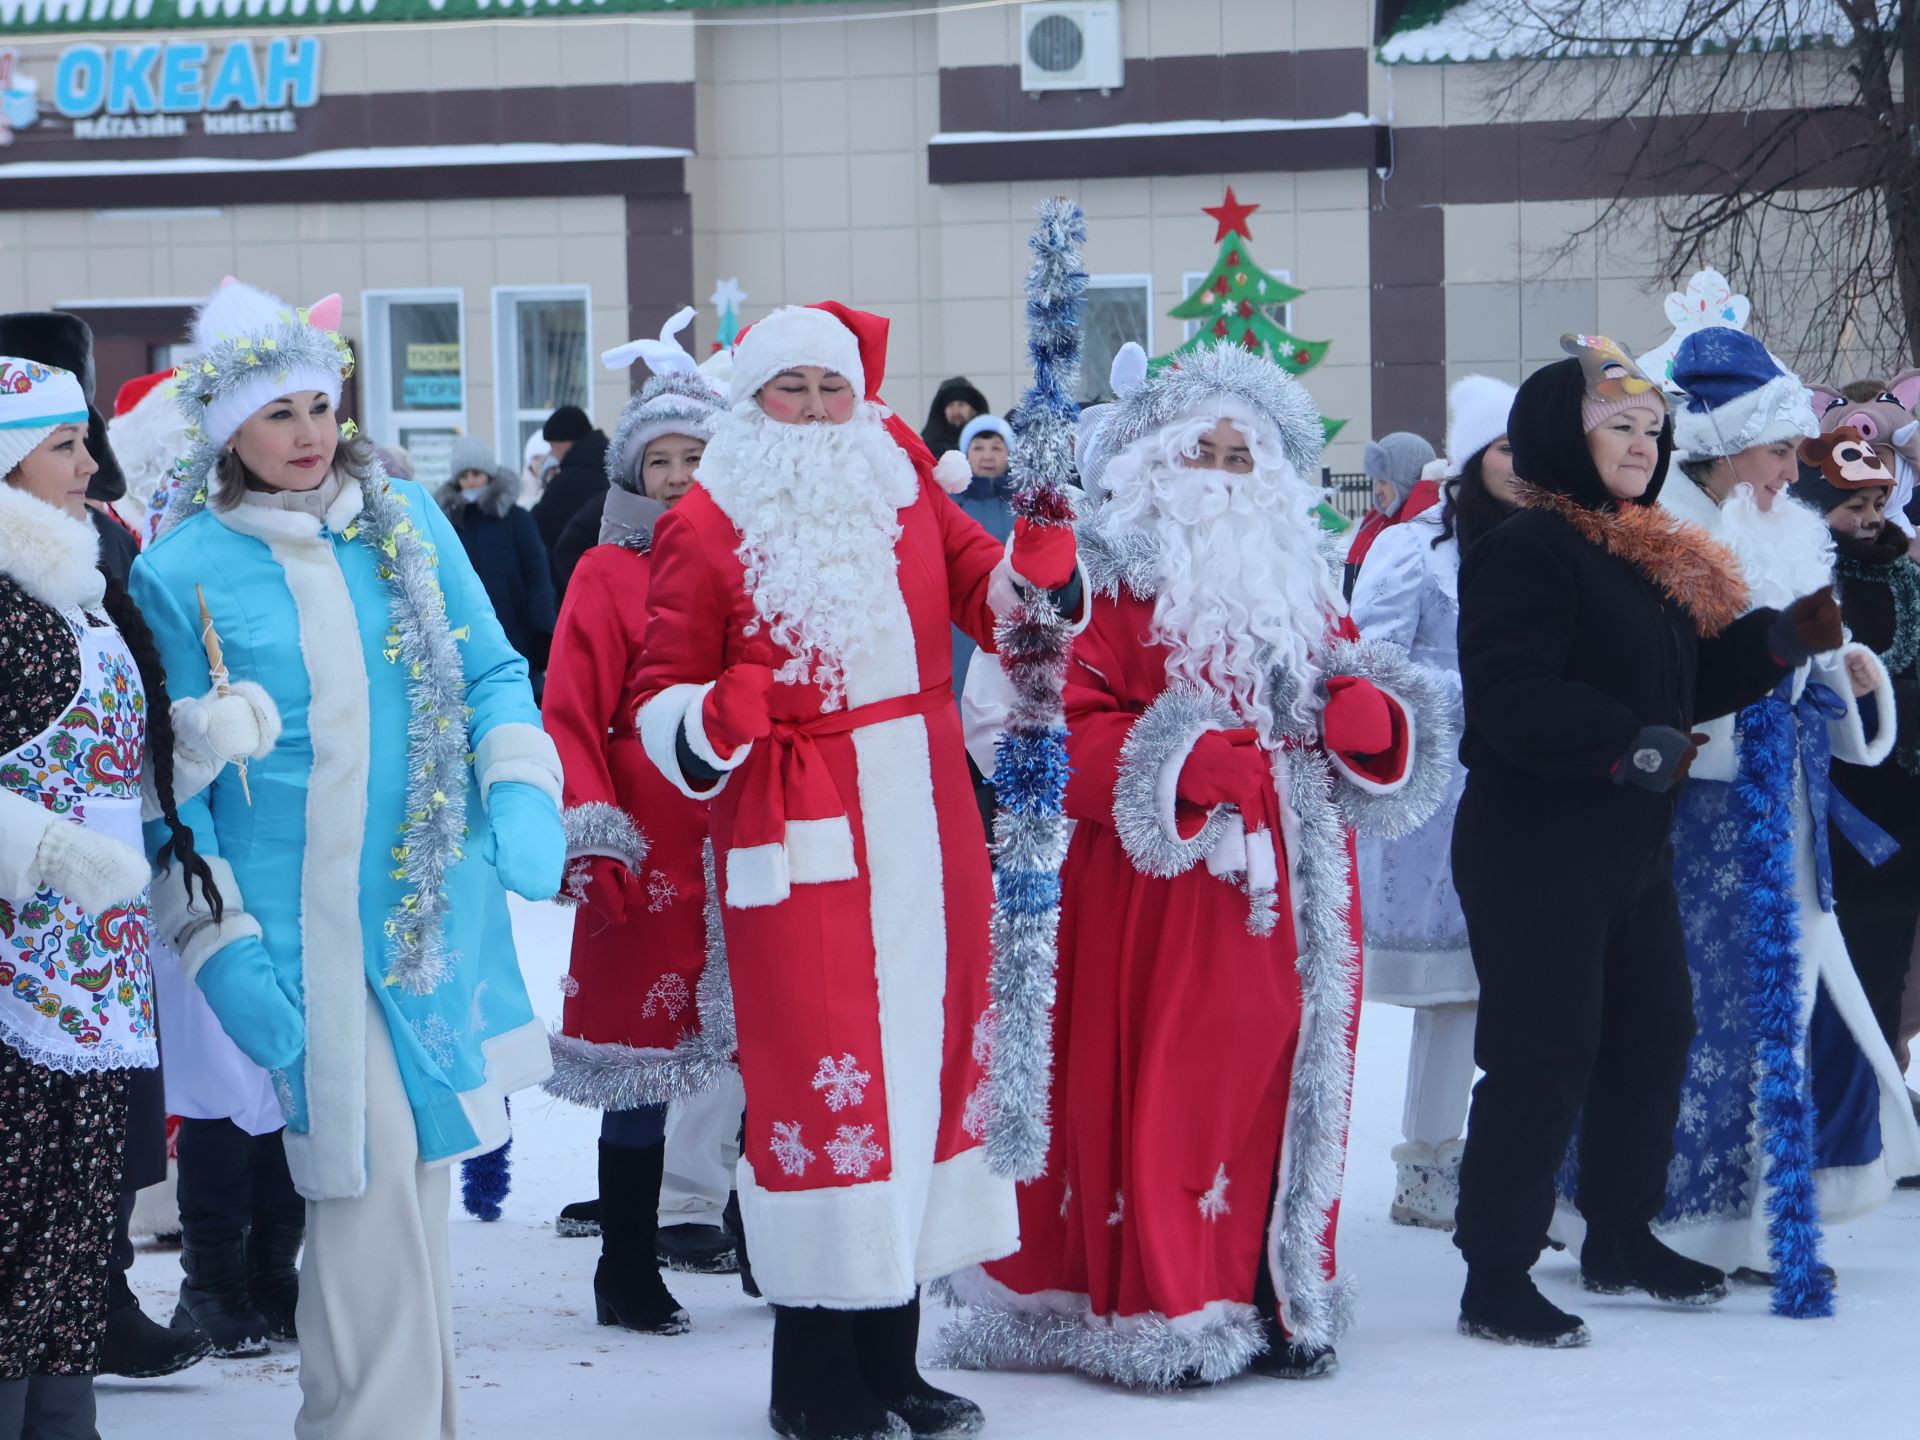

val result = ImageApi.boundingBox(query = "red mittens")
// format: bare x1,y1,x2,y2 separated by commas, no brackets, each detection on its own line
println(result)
584,856,631,927
700,663,775,759
1175,727,1271,814
1009,517,1077,590
1321,675,1394,756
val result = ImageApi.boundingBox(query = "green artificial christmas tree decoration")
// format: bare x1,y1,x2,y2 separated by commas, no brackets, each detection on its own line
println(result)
1159,186,1345,444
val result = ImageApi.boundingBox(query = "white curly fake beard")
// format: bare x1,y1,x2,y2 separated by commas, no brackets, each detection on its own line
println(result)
696,399,919,710
1097,406,1343,739
1716,481,1837,613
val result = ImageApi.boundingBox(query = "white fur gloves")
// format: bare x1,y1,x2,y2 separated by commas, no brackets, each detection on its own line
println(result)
31,821,153,914
149,681,282,820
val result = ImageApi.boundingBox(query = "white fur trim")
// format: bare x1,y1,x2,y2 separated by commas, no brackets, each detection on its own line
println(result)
737,1145,1018,1309
0,787,58,902
637,681,742,801
1820,644,1895,767
0,482,104,613
444,1015,554,1166
258,521,371,1203
729,305,865,403
1673,372,1820,460
1688,710,1740,785
146,855,265,985
1445,375,1517,476
1323,683,1414,797
723,816,859,909
474,721,564,807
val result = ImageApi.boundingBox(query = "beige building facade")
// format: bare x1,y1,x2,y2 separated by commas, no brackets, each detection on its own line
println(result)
0,0,1863,483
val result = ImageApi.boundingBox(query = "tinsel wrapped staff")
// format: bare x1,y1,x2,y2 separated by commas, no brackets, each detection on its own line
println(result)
981,197,1086,1182
194,584,252,805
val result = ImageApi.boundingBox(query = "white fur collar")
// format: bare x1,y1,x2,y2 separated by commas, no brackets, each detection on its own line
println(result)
0,483,105,612
1659,474,1723,535
215,474,366,544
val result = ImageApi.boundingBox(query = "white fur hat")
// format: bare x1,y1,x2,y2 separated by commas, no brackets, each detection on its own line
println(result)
0,358,88,477
729,305,864,403
1445,375,1517,476
180,279,351,451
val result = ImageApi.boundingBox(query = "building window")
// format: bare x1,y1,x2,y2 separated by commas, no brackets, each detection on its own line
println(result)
494,286,592,470
1080,275,1153,404
1183,269,1292,339
362,289,467,486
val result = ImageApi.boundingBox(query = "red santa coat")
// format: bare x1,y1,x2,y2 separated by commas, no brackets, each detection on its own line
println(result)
941,580,1448,1385
633,475,1019,1309
541,538,730,1111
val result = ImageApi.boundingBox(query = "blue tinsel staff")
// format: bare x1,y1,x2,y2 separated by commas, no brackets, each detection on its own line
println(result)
982,197,1086,1182
461,1098,512,1222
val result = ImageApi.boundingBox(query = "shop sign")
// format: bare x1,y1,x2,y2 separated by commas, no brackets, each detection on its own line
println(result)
0,37,321,143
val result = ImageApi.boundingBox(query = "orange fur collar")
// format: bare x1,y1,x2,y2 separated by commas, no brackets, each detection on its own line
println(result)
1513,481,1750,637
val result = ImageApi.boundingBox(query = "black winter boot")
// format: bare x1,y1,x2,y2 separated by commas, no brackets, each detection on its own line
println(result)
175,1240,271,1357
1248,1308,1337,1380
1579,1222,1728,1305
850,1295,982,1437
1458,1268,1590,1348
769,1305,909,1440
247,1217,304,1341
593,1142,690,1335
724,1190,761,1299
100,1269,212,1378
658,1221,739,1274
556,1198,602,1238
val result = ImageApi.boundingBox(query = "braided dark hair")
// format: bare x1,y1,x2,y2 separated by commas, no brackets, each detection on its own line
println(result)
1434,446,1518,553
98,572,224,923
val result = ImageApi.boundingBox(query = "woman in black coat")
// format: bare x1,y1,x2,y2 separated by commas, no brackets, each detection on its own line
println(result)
1449,337,1844,1348
436,440,558,688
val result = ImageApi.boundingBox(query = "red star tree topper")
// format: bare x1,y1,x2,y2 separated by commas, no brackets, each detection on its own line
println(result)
1160,186,1345,443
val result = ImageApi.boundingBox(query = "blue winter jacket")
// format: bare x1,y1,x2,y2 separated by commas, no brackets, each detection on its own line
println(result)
131,473,559,1201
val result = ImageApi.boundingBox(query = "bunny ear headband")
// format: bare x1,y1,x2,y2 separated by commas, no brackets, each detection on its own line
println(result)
602,305,699,377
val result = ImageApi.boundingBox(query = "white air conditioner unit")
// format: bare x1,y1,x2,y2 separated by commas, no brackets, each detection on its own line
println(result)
1020,2,1124,94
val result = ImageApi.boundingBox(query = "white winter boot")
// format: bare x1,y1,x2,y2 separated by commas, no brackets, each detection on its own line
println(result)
1391,1139,1463,1230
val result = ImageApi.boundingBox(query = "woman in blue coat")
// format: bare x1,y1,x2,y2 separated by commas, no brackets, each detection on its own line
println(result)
132,281,565,1440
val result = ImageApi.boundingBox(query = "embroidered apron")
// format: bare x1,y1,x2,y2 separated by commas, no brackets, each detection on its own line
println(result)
0,609,155,1074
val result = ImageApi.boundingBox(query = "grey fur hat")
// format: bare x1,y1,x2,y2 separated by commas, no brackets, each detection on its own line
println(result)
1362,431,1438,508
446,435,499,481
607,371,726,493
1098,344,1326,489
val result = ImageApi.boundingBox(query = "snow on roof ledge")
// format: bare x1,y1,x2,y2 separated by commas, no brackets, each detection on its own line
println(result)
0,142,690,181
1379,0,1852,64
930,114,1380,146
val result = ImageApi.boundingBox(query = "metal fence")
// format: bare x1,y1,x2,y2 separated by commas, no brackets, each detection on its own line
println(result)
1322,469,1374,524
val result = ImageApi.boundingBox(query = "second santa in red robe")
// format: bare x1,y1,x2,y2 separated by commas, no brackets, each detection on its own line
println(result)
939,344,1454,1388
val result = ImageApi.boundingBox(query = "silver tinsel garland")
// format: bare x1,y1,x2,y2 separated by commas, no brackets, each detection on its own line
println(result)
543,840,737,1110
1313,637,1458,841
980,196,1085,1183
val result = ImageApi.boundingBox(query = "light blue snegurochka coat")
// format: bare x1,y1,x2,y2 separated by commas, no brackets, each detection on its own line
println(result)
130,474,559,1202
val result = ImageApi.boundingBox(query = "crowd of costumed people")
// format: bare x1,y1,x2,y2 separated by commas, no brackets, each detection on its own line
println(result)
0,203,1916,1440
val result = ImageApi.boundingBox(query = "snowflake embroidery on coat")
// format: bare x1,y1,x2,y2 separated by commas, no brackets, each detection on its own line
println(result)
1106,1191,1125,1227
770,1122,815,1177
642,974,691,1020
1197,1164,1231,1222
557,973,581,998
810,1053,871,1112
412,1013,460,1070
469,979,491,1032
960,1085,992,1141
646,870,678,913
970,1009,999,1068
826,1124,884,1178
1058,1179,1074,1220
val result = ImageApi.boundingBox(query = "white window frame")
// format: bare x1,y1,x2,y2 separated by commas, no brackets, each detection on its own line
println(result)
1081,273,1154,401
360,287,468,483
1182,268,1293,340
492,284,594,469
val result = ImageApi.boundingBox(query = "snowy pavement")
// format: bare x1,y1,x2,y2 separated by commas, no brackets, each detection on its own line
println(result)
105,896,1920,1438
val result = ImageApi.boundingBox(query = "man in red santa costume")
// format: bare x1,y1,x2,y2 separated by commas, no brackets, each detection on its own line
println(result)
937,344,1452,1387
634,301,1079,1440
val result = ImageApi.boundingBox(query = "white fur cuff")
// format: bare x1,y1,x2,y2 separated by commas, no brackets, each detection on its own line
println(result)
150,854,260,982
638,682,747,801
474,721,564,807
1826,644,1896,768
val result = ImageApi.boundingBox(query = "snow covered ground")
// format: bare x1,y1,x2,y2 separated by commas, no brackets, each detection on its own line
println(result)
105,896,1920,1438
